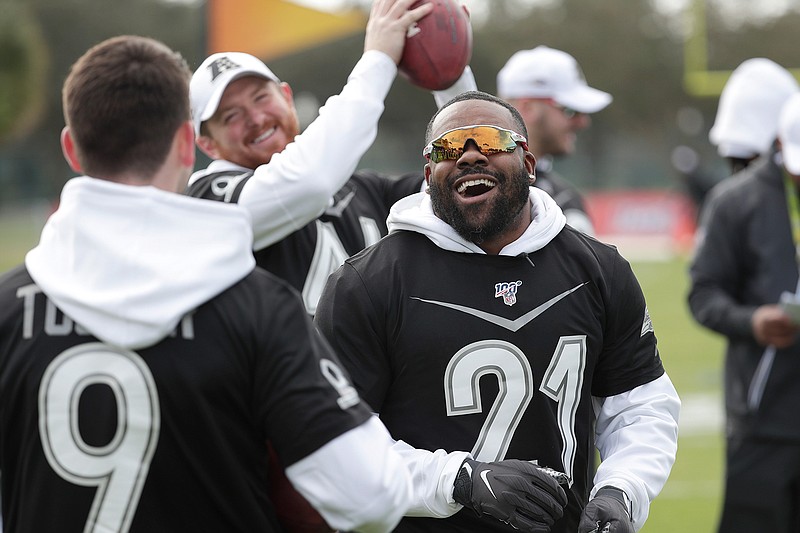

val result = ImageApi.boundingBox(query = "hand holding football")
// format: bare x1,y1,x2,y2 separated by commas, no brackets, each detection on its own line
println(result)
398,0,473,91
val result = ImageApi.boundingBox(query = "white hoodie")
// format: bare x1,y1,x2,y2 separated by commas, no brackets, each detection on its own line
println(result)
388,187,566,254
25,177,255,350
386,187,680,529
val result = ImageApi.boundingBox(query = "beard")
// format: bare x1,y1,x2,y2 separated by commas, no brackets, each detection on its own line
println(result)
429,165,531,245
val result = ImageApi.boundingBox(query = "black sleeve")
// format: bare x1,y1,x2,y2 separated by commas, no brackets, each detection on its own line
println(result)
250,273,372,466
688,188,755,338
355,169,424,210
593,253,665,397
314,262,393,412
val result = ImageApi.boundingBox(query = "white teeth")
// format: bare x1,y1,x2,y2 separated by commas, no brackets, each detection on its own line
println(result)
252,127,276,144
457,178,495,194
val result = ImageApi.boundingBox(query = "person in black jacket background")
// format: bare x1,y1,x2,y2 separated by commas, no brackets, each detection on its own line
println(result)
688,92,800,533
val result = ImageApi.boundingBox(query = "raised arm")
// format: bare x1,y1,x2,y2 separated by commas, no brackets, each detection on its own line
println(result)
239,0,435,250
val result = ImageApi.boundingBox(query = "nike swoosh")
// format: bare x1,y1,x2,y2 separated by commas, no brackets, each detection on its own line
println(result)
480,470,498,499
411,282,588,332
324,189,357,217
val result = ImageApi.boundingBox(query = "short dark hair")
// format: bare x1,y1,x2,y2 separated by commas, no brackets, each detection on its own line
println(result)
425,91,529,143
62,35,191,179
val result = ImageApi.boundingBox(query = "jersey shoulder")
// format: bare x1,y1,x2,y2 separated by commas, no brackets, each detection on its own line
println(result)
350,169,424,206
185,169,254,203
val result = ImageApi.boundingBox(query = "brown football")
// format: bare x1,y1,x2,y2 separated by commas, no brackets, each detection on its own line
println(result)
398,0,473,91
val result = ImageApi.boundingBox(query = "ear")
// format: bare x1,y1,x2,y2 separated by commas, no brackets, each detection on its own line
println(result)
178,121,196,169
60,126,82,173
524,150,536,177
195,132,220,160
278,81,294,103
424,162,432,186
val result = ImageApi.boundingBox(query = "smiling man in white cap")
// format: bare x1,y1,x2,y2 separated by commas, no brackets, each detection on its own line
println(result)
185,0,476,316
497,45,612,235
688,90,800,533
709,57,799,174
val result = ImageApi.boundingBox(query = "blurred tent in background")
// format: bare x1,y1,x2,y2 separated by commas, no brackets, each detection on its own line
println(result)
208,0,365,59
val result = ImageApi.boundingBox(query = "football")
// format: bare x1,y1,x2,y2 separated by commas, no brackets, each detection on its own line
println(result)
398,0,473,91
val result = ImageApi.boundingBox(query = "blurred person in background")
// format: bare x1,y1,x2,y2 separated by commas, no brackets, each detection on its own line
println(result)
0,34,416,533
709,57,799,175
496,45,612,236
688,92,800,533
186,0,476,316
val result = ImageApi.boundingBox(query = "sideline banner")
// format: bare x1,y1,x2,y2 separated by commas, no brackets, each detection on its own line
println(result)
586,190,697,260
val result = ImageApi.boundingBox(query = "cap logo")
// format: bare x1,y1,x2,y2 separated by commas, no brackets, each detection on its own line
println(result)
494,280,522,306
207,56,242,82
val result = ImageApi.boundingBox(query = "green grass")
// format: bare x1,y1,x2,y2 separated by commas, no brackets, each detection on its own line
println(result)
631,258,726,532
1,209,727,531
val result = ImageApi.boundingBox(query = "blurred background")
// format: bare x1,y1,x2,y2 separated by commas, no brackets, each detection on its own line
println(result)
1,0,798,530
2,0,799,256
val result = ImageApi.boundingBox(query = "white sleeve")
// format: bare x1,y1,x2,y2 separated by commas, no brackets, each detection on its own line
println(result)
591,373,681,531
390,439,470,518
432,66,477,109
285,416,413,533
238,50,398,251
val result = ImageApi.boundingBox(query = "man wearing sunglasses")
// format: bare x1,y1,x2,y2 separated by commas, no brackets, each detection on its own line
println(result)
316,90,680,533
497,45,612,236
186,0,475,316
183,3,570,531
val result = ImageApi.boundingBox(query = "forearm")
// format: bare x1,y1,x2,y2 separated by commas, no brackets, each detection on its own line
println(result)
390,439,469,518
592,374,680,530
286,417,412,533
240,50,398,250
688,279,756,338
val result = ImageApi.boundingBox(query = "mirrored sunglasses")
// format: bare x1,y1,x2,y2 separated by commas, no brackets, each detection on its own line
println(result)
423,125,528,163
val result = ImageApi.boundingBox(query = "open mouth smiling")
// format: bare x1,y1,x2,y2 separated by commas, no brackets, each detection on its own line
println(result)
456,178,497,198
251,126,276,145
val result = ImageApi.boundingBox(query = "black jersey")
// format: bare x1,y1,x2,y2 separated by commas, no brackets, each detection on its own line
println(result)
186,169,423,314
315,228,665,533
0,265,371,533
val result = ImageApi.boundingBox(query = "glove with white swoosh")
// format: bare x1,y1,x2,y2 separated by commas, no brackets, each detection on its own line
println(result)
452,458,568,531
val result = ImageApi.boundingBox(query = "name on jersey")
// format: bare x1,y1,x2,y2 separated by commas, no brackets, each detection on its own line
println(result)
16,283,194,340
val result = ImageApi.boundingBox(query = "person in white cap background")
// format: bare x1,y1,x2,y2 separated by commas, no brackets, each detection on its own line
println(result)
186,0,476,316
496,45,612,236
709,58,799,175
688,91,800,533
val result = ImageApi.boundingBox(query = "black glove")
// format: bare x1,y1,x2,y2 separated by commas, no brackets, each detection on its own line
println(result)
578,486,634,533
452,458,569,532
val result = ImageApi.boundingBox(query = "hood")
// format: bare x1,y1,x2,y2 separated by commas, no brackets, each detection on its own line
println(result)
26,177,255,349
387,187,566,255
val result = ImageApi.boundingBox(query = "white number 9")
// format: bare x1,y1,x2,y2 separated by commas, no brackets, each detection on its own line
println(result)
38,343,160,533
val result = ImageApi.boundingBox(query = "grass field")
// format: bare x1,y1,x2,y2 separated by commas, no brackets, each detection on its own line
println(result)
630,259,726,532
0,207,727,531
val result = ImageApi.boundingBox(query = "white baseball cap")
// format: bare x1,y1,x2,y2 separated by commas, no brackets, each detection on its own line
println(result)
709,58,799,159
496,45,612,114
779,93,800,175
190,52,281,136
